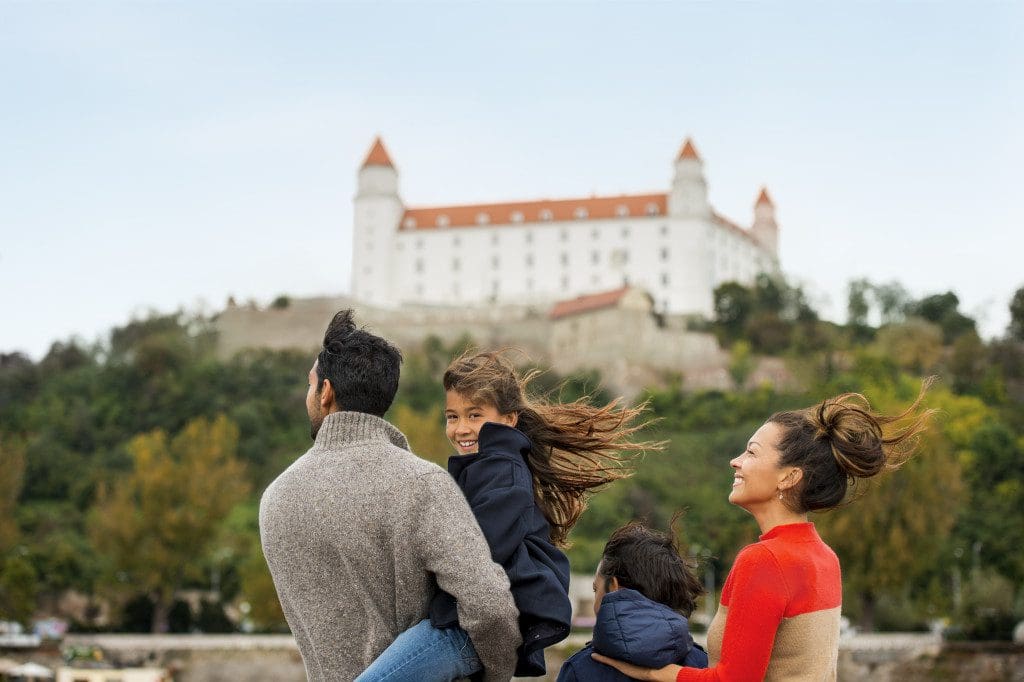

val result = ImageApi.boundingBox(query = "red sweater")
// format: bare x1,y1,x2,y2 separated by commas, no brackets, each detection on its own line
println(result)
676,523,842,681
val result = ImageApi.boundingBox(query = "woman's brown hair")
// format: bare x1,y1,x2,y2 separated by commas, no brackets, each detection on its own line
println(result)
443,350,659,547
769,378,936,513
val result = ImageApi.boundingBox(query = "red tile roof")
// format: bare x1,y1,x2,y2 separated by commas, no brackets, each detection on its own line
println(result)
677,138,701,161
401,193,667,230
756,187,774,206
362,136,394,168
549,286,631,320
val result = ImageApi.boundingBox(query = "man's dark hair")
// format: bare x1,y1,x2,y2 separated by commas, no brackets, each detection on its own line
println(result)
315,310,402,417
598,519,704,617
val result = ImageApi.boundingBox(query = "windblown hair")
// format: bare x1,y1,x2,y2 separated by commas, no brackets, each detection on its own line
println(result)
443,350,660,546
768,378,936,513
598,517,704,617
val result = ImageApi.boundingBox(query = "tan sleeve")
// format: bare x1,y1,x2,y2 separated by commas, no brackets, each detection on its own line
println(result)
410,471,521,682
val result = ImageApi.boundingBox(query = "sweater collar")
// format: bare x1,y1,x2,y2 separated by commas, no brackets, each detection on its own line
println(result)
313,411,410,451
759,521,819,543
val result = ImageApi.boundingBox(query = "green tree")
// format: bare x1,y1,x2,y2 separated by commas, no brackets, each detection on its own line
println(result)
89,415,249,633
1009,286,1024,342
847,278,871,328
817,381,984,631
909,291,977,344
713,282,754,343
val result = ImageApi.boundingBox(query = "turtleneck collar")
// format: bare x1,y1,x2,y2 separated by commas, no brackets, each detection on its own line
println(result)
313,411,410,452
759,521,820,543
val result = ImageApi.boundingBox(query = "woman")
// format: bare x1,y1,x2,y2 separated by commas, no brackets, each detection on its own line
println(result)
592,384,933,681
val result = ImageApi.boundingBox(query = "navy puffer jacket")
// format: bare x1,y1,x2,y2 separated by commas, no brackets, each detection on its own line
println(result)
557,588,708,682
429,422,572,677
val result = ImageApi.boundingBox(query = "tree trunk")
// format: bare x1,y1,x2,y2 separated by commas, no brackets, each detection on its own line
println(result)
151,592,170,634
859,590,876,632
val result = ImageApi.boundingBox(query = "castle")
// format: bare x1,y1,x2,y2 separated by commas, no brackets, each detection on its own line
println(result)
351,136,781,317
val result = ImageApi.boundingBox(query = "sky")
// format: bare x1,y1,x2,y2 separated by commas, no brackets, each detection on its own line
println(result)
1,1,1022,359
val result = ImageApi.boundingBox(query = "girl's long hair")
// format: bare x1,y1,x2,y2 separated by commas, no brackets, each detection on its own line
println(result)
443,350,661,547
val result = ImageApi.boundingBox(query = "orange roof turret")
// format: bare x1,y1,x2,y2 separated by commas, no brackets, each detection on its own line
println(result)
361,136,394,168
677,137,701,161
755,186,774,207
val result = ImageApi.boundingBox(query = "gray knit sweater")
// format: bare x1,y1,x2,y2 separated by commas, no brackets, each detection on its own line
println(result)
259,411,521,681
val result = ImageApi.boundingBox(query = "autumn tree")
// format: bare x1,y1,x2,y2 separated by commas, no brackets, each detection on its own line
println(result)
816,381,986,630
0,437,37,624
89,415,248,633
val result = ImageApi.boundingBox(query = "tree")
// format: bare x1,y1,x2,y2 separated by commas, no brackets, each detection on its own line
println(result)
872,281,910,325
713,282,754,343
0,438,36,625
89,415,249,632
909,291,977,344
0,438,25,553
847,278,871,328
874,319,944,373
1009,286,1024,342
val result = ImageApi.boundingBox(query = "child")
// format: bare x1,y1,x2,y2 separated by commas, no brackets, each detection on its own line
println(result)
356,350,656,681
557,522,709,682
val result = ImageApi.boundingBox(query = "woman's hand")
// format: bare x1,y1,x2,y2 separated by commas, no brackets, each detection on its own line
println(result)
590,653,682,682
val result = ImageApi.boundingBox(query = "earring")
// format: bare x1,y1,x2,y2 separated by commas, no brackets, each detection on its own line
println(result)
778,490,784,500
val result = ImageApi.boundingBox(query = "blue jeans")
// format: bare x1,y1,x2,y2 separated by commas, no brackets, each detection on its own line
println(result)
355,618,482,682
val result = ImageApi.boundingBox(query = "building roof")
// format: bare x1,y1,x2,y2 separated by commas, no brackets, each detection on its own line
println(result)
549,286,632,320
677,137,701,161
756,187,774,206
361,136,394,168
402,193,668,230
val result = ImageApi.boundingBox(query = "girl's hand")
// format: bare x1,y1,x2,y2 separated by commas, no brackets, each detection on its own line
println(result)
590,654,682,681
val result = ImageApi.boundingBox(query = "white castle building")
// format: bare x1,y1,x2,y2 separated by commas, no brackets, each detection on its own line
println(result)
351,136,780,317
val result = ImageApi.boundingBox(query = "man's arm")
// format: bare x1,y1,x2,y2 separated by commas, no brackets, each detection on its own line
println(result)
411,471,521,682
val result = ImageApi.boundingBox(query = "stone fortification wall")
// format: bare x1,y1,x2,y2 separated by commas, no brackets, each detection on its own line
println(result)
214,295,791,397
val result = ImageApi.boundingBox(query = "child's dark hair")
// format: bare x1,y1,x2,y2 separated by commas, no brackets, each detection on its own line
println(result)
443,350,660,547
598,519,703,617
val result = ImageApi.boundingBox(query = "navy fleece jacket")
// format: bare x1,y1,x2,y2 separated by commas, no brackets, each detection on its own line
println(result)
429,422,572,677
557,588,708,682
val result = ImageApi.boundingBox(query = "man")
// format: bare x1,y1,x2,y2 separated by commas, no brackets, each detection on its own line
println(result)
259,310,520,681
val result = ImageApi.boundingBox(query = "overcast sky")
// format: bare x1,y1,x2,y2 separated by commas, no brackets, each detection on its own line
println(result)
2,1,1021,359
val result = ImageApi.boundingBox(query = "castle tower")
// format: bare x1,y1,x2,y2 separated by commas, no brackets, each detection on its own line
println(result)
751,186,779,257
668,137,710,218
352,137,404,307
666,137,714,316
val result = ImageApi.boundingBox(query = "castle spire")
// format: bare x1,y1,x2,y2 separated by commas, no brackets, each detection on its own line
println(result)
677,137,701,161
361,136,395,168
755,186,774,207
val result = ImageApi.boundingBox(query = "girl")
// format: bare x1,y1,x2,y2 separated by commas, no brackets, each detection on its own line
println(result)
591,383,934,681
356,350,658,681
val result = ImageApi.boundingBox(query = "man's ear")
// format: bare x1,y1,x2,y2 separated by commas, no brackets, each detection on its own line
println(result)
320,378,336,411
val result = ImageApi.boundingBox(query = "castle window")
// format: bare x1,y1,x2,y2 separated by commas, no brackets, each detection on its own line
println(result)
415,258,424,273
491,233,499,245
621,226,630,238
591,228,599,240
436,214,450,228
476,212,490,225
492,255,500,268
646,203,660,216
526,254,534,267
510,211,524,223
403,217,418,229
615,204,629,217
527,278,534,291
560,252,569,266
526,231,534,244
453,235,461,246
539,209,553,221
574,207,589,219
611,249,628,266
661,247,670,261
561,275,569,289
591,251,600,265
660,224,668,237
453,257,460,271
416,238,424,249
661,273,670,287
560,228,568,241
